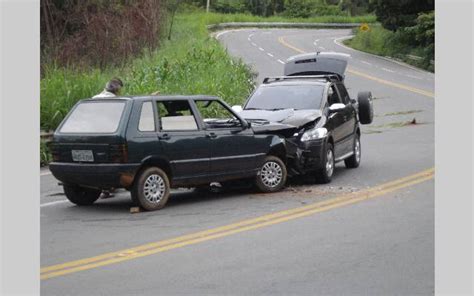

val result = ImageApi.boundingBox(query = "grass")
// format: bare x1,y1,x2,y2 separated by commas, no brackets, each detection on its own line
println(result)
200,12,376,25
344,25,434,72
41,11,376,131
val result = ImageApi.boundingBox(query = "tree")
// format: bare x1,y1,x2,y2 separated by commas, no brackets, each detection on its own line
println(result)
369,0,434,31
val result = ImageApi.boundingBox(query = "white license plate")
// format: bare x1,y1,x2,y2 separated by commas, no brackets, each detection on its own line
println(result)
71,150,94,162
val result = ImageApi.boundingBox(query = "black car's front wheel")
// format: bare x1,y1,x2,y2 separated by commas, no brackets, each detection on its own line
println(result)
345,134,361,168
255,156,287,193
316,143,335,184
63,185,101,206
132,167,170,211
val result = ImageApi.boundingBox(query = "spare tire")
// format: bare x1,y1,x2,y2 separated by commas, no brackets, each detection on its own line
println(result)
357,91,374,124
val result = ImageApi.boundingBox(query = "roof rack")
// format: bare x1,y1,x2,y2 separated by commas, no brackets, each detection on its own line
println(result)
262,75,340,84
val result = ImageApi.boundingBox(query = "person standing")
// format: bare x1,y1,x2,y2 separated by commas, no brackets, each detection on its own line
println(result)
92,78,123,199
92,78,123,98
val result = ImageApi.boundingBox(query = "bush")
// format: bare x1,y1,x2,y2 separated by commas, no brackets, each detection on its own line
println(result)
346,22,434,72
284,0,346,18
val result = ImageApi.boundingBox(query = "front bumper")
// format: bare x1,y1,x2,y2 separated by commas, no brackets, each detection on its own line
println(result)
286,138,327,175
49,162,141,189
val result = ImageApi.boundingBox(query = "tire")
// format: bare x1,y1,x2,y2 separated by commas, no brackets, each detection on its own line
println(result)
255,156,287,193
316,143,335,184
344,134,361,168
131,167,170,211
357,91,374,124
63,185,101,206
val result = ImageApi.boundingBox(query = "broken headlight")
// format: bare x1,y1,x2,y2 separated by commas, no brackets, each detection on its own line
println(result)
300,127,327,142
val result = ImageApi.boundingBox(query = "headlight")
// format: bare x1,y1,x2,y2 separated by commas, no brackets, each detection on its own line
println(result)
300,127,328,142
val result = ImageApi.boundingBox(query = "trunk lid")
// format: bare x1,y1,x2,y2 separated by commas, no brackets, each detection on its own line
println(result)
284,52,349,80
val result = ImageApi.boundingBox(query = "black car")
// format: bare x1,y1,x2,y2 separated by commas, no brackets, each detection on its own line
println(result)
233,52,373,183
49,96,289,211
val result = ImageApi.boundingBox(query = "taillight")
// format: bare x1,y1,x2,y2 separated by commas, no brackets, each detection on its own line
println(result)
109,144,128,163
48,142,61,161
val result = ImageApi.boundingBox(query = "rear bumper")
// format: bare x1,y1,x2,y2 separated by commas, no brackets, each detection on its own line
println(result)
49,162,141,189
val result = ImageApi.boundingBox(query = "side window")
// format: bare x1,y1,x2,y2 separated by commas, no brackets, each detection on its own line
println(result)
336,83,350,104
194,100,242,129
138,101,155,132
156,100,198,131
327,85,342,105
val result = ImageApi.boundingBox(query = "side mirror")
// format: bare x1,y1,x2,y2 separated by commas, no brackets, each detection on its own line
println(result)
232,105,243,113
329,103,346,113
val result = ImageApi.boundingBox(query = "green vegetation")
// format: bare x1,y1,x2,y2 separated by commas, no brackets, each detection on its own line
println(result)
202,11,375,24
41,11,375,131
345,13,434,72
346,0,434,72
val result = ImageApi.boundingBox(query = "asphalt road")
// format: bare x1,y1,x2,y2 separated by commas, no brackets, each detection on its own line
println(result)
41,29,434,295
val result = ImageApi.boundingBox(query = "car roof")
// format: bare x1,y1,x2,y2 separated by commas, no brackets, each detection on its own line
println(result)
260,80,328,87
84,95,220,101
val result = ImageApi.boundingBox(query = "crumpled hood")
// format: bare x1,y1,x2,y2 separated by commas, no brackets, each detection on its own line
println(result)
240,109,322,127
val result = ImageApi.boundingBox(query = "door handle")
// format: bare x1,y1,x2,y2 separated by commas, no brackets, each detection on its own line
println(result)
206,132,217,139
158,133,170,140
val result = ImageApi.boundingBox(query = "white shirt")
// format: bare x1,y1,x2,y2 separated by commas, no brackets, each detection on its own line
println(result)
92,90,116,98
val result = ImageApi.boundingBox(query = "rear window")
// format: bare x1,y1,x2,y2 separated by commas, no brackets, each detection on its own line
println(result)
59,101,126,133
246,84,325,110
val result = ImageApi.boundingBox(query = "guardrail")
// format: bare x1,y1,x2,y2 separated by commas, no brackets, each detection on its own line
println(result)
208,22,363,31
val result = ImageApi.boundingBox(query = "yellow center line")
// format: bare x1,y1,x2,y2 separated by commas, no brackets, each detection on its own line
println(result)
41,168,434,280
277,36,434,98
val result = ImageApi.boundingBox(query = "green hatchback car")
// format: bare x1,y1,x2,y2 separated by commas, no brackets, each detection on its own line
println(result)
49,95,289,211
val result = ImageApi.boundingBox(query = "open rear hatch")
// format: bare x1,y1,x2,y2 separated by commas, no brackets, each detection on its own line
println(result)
284,52,349,80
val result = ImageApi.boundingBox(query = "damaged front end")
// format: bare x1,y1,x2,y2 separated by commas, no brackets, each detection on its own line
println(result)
246,110,327,176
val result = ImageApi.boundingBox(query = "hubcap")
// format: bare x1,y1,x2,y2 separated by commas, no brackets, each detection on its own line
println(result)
143,174,166,203
326,149,334,177
260,161,283,188
355,138,361,163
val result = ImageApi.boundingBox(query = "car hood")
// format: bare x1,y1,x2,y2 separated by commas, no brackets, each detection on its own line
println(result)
240,109,322,128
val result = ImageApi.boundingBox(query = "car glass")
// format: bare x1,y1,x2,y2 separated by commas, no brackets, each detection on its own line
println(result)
59,101,125,133
138,101,155,132
195,100,242,129
328,85,342,105
246,84,324,110
156,100,198,131
335,83,350,104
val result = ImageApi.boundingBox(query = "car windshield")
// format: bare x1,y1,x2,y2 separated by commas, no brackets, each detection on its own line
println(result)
245,84,325,110
59,101,126,133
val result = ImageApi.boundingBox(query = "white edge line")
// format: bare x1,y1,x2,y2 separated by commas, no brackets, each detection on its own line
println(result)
333,35,434,76
41,171,52,176
41,200,69,207
361,61,372,66
382,68,396,73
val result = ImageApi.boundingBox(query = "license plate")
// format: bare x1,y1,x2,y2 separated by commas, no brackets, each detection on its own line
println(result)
71,150,94,162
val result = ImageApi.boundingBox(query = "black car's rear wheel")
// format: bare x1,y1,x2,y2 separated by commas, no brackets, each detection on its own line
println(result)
63,185,101,206
316,143,335,184
132,167,170,211
255,156,287,193
345,134,361,168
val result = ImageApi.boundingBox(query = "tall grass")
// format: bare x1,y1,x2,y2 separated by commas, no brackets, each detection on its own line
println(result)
41,12,376,131
345,25,434,72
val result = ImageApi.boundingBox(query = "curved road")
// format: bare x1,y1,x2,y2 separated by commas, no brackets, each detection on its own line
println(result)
41,29,434,295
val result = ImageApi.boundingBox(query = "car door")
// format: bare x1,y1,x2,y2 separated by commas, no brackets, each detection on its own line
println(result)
193,99,260,178
156,99,211,183
325,84,348,158
335,82,357,156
